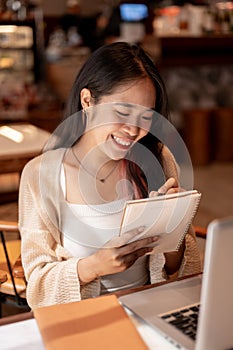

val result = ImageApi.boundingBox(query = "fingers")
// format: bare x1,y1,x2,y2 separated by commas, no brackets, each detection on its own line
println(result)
105,226,146,248
119,226,146,245
165,187,179,195
149,177,180,197
120,246,154,269
117,235,160,269
158,177,178,194
104,231,159,267
149,190,159,197
91,233,159,277
120,235,159,255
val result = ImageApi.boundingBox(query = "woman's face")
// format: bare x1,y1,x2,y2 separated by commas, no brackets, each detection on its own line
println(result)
82,78,156,160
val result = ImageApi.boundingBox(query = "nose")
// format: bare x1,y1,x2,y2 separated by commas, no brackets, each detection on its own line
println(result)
121,123,140,137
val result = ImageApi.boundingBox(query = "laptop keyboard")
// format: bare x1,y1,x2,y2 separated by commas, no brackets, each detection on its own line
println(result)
159,303,200,341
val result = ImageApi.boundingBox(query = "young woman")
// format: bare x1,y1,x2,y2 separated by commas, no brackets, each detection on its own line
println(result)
19,42,201,309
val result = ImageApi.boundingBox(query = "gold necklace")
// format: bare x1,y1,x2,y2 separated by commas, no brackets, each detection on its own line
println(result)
71,147,119,183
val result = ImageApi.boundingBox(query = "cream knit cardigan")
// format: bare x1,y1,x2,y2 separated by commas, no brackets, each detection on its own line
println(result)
19,147,201,310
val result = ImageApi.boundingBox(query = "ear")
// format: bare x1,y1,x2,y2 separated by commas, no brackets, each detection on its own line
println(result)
80,88,92,109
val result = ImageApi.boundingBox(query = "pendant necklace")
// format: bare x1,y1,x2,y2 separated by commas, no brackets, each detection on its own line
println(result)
71,147,119,183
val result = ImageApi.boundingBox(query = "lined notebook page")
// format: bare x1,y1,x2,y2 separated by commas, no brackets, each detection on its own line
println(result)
119,190,201,253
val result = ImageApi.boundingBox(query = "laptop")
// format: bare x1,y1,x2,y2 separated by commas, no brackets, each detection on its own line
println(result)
119,217,233,350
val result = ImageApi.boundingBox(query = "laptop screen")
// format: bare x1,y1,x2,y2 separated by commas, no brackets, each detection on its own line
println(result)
120,4,149,22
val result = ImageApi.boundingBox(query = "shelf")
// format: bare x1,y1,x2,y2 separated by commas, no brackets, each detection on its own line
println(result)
0,19,44,82
0,46,33,50
158,34,233,67
143,34,233,67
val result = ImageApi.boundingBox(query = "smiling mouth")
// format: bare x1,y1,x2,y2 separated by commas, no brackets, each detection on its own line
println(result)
112,135,132,148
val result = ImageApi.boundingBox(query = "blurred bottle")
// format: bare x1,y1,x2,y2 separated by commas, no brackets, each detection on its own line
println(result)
10,0,28,20
48,27,66,48
230,6,233,32
0,1,7,18
46,27,66,62
202,5,215,34
67,26,82,46
214,4,231,34
179,5,189,32
0,0,40,21
221,7,231,34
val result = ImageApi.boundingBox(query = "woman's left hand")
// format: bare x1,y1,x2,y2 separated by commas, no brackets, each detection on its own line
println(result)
149,177,183,197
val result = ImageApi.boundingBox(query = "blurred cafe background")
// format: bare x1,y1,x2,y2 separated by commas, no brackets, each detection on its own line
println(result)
0,0,232,223
0,1,232,308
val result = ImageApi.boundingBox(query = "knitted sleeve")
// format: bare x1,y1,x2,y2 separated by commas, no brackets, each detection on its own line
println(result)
149,146,201,284
19,155,100,310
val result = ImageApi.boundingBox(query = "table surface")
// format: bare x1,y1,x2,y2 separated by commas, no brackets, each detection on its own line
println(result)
0,276,199,349
0,123,50,159
0,309,176,350
0,123,51,176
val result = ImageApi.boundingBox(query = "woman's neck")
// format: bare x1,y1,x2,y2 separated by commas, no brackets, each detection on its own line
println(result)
73,136,119,178
64,149,129,204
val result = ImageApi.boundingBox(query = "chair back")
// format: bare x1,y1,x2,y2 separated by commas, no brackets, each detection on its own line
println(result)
0,221,27,307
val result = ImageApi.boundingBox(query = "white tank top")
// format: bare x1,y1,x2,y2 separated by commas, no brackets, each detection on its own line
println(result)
60,165,149,293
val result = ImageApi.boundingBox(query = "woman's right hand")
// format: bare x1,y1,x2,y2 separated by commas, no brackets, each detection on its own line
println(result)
77,227,159,285
149,177,181,197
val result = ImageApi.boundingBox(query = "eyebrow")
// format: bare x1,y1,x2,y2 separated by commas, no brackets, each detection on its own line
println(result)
114,102,153,113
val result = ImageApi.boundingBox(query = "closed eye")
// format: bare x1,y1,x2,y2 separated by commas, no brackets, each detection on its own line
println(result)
116,111,130,117
116,112,152,120
142,116,153,121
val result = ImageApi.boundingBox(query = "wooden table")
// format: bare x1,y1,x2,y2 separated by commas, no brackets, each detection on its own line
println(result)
0,123,50,175
0,274,200,326
0,123,50,202
0,275,201,349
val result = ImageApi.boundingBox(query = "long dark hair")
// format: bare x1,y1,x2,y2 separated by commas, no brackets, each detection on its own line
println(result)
50,42,170,197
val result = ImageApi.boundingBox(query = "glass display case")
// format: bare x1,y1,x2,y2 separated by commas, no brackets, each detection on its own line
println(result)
0,13,44,119
0,19,42,83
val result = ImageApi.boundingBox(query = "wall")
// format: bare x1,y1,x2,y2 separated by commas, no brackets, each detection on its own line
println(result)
40,0,115,16
41,0,66,16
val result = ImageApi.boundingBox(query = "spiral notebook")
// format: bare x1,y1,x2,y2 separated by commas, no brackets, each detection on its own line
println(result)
119,190,201,253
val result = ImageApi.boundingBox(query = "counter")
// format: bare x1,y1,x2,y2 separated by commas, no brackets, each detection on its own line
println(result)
143,34,233,67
